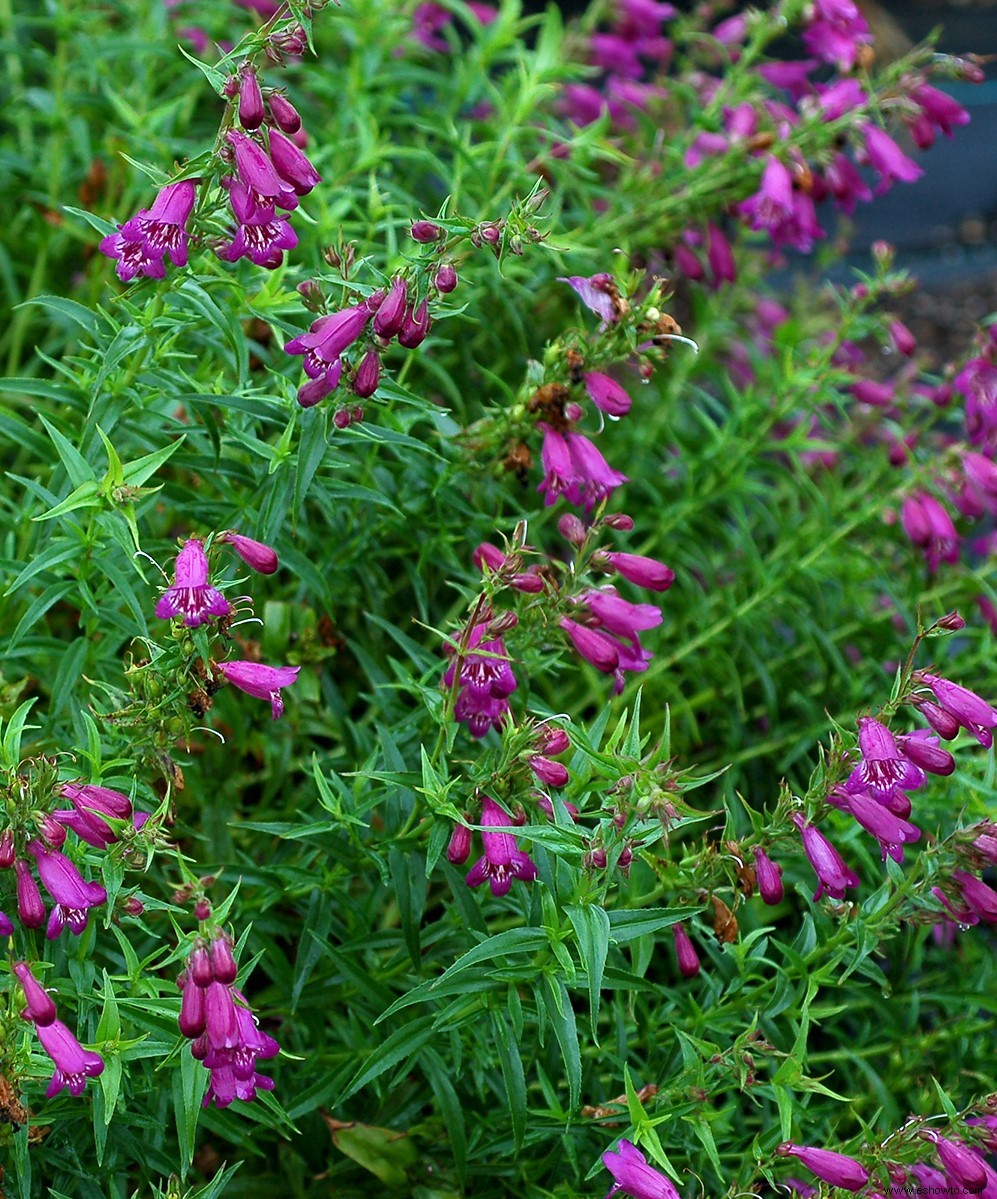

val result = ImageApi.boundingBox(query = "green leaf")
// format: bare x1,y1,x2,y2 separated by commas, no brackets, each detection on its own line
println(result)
565,903,610,1040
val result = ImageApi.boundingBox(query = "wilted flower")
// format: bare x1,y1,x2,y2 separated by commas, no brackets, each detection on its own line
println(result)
217,661,301,720
465,796,537,897
155,538,231,627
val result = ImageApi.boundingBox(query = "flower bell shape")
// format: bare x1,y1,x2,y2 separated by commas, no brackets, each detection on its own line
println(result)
565,432,629,510
36,1018,104,1097
57,782,133,848
217,180,298,268
602,1139,681,1199
13,962,58,1026
777,1144,870,1191
922,1134,988,1191
846,717,925,802
285,303,373,379
952,870,997,924
217,660,301,720
226,130,298,213
444,622,517,738
465,796,537,897
202,1001,280,1108
268,129,322,195
28,839,107,938
155,538,232,627
558,272,622,329
99,180,197,281
792,814,859,901
219,530,279,575
801,0,871,70
603,551,675,592
834,787,921,864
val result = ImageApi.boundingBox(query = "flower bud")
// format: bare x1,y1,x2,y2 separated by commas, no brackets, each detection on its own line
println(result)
410,221,443,243
557,513,586,545
753,847,784,905
434,263,458,293
446,823,472,865
210,935,238,985
238,67,265,131
398,300,431,348
0,829,14,868
268,91,301,134
188,943,213,988
352,349,381,398
372,277,408,339
673,922,701,979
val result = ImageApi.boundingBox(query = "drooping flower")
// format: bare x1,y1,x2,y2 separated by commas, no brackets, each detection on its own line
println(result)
443,621,517,738
267,129,322,195
155,538,231,627
602,551,674,592
14,859,46,929
537,425,583,508
465,796,537,897
36,1018,104,1097
900,493,959,572
952,870,997,923
792,813,859,901
921,1133,989,1191
285,303,374,379
99,180,197,282
603,1138,681,1199
27,839,107,938
859,124,923,192
832,787,921,864
777,1143,870,1191
565,432,630,510
202,1002,280,1108
226,130,298,213
217,661,301,720
219,531,279,575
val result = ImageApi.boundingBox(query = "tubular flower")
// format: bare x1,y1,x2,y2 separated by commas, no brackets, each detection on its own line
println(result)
558,272,624,329
602,551,674,592
217,661,301,720
217,180,298,269
285,303,373,379
792,813,859,901
859,124,923,192
801,0,871,70
15,859,46,929
267,129,321,195
36,1019,105,1098
443,621,517,738
603,1138,681,1199
219,530,279,575
465,796,537,897
952,870,997,924
27,839,107,938
832,787,921,863
753,848,784,905
672,922,701,979
777,1144,870,1191
565,433,630,510
846,717,925,802
226,130,298,213
155,538,231,627
585,371,632,417
99,180,197,281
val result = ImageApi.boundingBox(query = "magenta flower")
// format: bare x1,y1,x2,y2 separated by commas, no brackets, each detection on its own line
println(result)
957,355,997,452
792,813,859,901
915,672,997,747
579,588,663,639
753,848,784,905
296,360,344,409
859,124,923,192
55,782,132,849
900,493,959,572
226,130,298,213
202,1001,280,1108
217,661,301,720
99,180,197,281
833,787,921,864
268,92,301,134
585,372,632,417
845,717,925,802
443,621,517,738
777,1144,870,1191
922,1134,988,1190
896,729,955,776
737,156,792,231
237,66,265,130
672,922,700,979
217,180,298,269
603,551,674,592
268,129,321,195
558,273,621,329
398,299,431,348
821,152,872,215
565,432,629,510
537,425,583,507
560,617,620,673
155,538,231,627
13,962,58,1026
28,840,107,938
36,1018,104,1097
953,870,997,923
529,756,569,788
285,303,373,379
801,0,871,70
446,822,472,865
0,912,13,937
465,797,537,897
603,1138,681,1199
219,530,279,575
908,84,969,148
372,277,409,338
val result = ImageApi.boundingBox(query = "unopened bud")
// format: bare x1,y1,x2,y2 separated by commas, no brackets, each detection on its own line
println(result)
410,221,443,243
238,66,265,131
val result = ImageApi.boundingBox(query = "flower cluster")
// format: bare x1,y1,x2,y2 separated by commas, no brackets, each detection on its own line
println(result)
154,534,300,722
14,962,104,1098
176,933,280,1108
100,19,320,281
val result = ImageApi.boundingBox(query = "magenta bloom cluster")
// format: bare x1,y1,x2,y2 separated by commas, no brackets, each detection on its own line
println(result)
14,962,104,1098
0,782,138,939
177,934,280,1108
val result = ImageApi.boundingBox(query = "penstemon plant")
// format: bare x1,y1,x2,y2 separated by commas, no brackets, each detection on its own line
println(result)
1,0,995,1196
